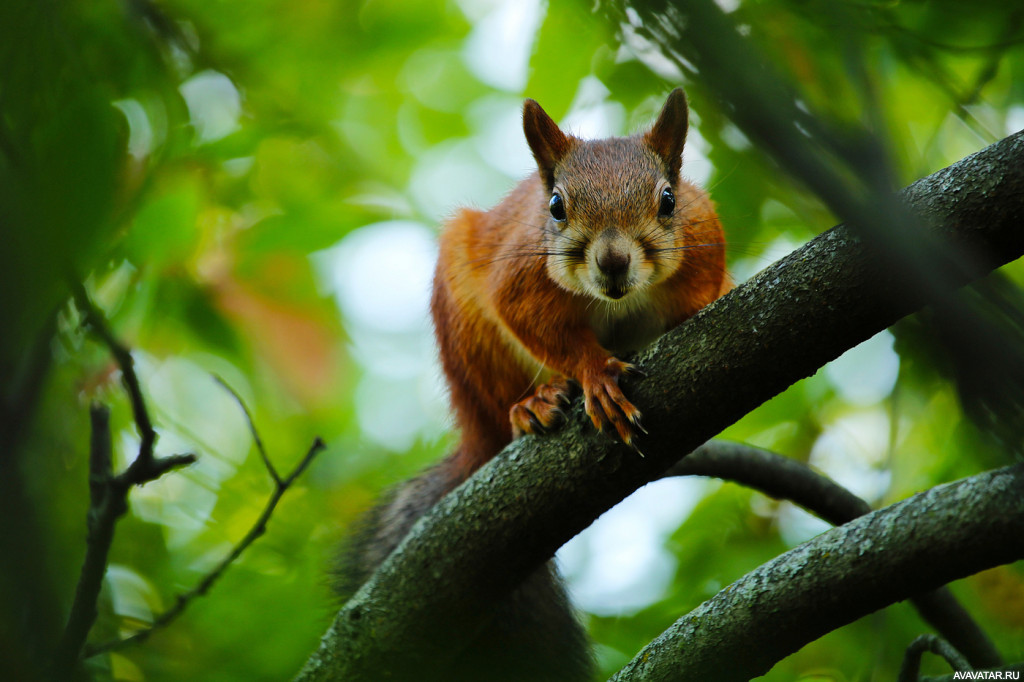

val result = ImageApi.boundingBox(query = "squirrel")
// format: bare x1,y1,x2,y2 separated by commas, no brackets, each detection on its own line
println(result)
336,88,729,681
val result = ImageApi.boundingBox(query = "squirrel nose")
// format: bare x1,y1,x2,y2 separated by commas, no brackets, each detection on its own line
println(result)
597,249,631,277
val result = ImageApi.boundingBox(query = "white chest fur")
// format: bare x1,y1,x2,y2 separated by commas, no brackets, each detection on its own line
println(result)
588,293,667,355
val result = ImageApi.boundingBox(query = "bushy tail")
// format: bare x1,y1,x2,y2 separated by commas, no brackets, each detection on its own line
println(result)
332,455,462,599
332,446,594,681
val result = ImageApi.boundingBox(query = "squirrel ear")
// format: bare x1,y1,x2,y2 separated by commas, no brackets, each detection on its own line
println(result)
523,99,572,190
646,87,689,181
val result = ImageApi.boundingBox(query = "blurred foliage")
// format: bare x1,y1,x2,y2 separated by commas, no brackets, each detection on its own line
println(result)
2,0,1023,680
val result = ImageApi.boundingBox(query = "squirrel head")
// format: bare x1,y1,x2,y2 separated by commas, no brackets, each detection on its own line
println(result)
522,89,694,304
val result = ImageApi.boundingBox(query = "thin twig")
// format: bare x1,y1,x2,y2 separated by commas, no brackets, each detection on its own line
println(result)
53,404,115,674
69,283,326,661
55,285,198,678
898,634,973,682
213,375,280,484
84,430,325,658
72,283,156,466
54,404,195,677
666,441,1004,669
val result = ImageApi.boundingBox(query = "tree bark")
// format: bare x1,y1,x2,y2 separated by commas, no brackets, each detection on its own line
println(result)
666,442,1004,670
293,125,1024,680
611,463,1024,682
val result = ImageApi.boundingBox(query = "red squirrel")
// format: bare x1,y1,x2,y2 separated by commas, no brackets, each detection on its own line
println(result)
337,88,729,681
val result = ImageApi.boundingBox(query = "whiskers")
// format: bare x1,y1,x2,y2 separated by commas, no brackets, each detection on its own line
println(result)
640,216,725,255
450,212,588,275
462,247,580,269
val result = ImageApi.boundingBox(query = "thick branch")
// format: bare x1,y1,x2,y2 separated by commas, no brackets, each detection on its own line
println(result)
295,130,1024,679
668,442,1003,671
665,442,870,523
611,464,1024,681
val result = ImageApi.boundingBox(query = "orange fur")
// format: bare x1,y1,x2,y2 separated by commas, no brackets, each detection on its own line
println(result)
430,88,729,480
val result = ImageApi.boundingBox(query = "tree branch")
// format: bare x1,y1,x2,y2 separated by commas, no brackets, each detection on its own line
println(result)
85,378,326,657
65,288,325,665
54,404,195,677
294,125,1024,679
54,288,199,676
72,283,156,467
213,375,281,485
54,404,115,674
611,464,1024,681
898,635,972,682
665,441,870,523
668,442,1003,669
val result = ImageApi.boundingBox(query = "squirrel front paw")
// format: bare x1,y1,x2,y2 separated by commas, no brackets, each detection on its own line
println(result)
582,357,645,447
510,377,572,438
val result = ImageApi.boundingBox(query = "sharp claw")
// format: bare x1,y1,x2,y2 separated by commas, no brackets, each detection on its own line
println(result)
626,365,647,378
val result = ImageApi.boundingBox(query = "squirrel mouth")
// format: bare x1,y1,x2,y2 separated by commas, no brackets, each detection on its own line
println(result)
603,287,627,300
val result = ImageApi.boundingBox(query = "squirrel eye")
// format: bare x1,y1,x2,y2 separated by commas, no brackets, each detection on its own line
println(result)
658,187,675,218
549,193,567,222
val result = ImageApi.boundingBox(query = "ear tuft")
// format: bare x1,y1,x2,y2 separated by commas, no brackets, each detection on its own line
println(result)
523,99,573,190
645,87,689,181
